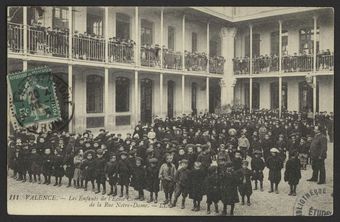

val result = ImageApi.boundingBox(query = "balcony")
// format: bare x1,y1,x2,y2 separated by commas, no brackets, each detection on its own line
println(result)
252,55,279,74
184,51,208,72
316,54,333,72
7,22,24,53
162,49,182,70
28,25,69,58
108,38,135,64
233,57,250,75
209,56,225,74
282,54,313,73
72,32,105,62
140,45,161,67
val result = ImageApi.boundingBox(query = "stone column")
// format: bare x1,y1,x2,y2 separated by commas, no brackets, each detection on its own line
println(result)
220,27,237,107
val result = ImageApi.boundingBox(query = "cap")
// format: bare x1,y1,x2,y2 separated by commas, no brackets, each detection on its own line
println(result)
270,148,280,153
253,150,262,155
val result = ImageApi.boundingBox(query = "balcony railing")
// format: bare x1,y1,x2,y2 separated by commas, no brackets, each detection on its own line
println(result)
72,33,105,62
140,45,161,67
252,56,279,74
7,22,24,53
233,57,250,75
209,56,225,74
282,54,313,73
184,51,207,72
163,49,182,70
28,25,69,57
108,39,135,64
316,54,334,71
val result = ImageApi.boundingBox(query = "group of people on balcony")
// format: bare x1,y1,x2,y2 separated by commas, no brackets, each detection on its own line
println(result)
233,49,333,75
108,37,135,64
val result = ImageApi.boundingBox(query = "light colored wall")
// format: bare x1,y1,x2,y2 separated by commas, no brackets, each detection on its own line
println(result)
185,20,208,53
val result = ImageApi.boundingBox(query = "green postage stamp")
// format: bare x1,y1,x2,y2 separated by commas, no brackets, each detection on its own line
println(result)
7,66,61,128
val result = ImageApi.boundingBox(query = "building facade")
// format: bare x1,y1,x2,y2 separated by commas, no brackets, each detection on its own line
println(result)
7,7,334,134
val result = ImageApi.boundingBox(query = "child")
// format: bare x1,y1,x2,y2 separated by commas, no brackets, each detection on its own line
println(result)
204,165,220,214
298,137,309,170
284,151,301,196
117,151,132,198
188,161,206,212
159,153,176,206
42,148,53,185
171,159,190,209
237,160,253,206
52,149,65,186
132,157,146,201
29,147,42,184
145,158,160,203
105,153,118,196
250,150,265,191
94,149,107,194
73,149,83,189
232,151,243,171
64,150,75,187
82,152,96,191
218,159,239,216
18,143,30,182
266,148,283,194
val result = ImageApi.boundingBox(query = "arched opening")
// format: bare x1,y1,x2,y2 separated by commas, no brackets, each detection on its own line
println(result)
140,78,153,123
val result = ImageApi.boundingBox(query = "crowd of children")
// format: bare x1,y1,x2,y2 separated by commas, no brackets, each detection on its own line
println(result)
7,109,332,215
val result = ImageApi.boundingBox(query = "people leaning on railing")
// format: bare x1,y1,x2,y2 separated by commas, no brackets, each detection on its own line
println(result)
140,44,161,67
163,46,182,70
233,57,250,75
184,51,208,72
316,49,333,71
108,37,135,63
72,31,105,61
209,56,225,74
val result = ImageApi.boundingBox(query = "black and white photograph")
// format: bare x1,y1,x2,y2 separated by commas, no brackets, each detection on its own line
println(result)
6,5,334,216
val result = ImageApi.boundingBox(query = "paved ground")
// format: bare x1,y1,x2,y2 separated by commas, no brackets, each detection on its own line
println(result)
7,143,333,216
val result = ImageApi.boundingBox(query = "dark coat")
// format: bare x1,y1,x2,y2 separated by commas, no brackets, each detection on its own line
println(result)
52,154,65,177
117,159,132,186
284,158,301,185
146,166,160,192
82,159,96,180
64,154,74,178
250,157,265,181
105,161,118,184
310,133,327,159
189,168,206,201
30,153,42,175
197,153,212,169
266,155,283,183
218,166,239,205
204,173,220,204
131,165,146,191
42,154,53,175
236,168,253,196
94,157,107,181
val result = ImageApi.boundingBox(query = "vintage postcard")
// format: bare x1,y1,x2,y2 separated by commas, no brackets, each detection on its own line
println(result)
6,6,333,216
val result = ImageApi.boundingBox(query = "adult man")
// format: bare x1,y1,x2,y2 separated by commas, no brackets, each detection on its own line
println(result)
307,126,327,184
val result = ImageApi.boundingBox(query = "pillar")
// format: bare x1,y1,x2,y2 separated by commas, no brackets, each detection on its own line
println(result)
220,27,237,106
68,65,73,132
207,22,210,73
104,7,109,63
160,8,164,68
134,71,139,124
182,15,186,71
135,7,139,65
182,75,185,114
279,77,282,117
249,24,253,75
206,77,209,113
249,78,253,112
313,16,317,120
23,6,27,54
160,73,163,118
104,68,109,128
68,7,73,59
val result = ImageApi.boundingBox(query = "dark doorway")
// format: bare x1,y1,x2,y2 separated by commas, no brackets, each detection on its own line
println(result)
167,80,175,118
299,81,319,112
209,81,221,113
140,78,153,123
244,82,260,110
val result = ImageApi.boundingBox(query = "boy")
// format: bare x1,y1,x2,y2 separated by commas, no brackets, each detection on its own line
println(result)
52,149,65,186
250,150,265,191
94,149,107,194
159,153,176,205
73,149,83,189
117,151,132,199
188,161,206,212
30,147,42,184
232,151,243,171
18,143,31,182
266,148,283,194
237,160,253,206
146,158,160,203
42,148,53,185
204,165,220,214
298,137,309,170
132,157,146,201
82,152,96,191
238,132,250,159
105,153,118,196
284,151,301,196
171,159,190,209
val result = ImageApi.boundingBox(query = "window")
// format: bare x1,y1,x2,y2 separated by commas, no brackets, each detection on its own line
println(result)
52,7,69,29
86,75,103,113
192,32,197,52
299,81,319,112
141,19,153,45
168,26,175,50
116,77,130,112
270,30,288,56
270,82,288,109
245,34,260,57
299,27,319,54
87,13,103,36
210,39,219,57
192,83,197,114
244,82,260,109
116,13,130,40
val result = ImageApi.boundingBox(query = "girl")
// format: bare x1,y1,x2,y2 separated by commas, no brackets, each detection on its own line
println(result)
266,148,284,194
284,151,301,196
